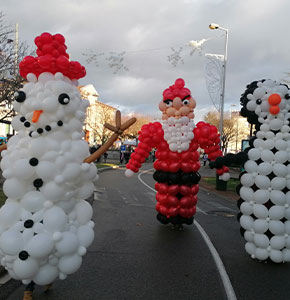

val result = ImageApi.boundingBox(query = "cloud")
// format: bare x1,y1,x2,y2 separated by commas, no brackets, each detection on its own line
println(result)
2,0,290,120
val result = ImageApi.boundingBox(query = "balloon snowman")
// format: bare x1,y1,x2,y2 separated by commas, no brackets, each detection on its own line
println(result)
125,78,229,228
210,79,290,263
0,32,136,297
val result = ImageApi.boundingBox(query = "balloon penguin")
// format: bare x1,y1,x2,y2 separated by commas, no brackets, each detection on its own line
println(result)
0,32,136,299
210,79,290,263
125,79,229,228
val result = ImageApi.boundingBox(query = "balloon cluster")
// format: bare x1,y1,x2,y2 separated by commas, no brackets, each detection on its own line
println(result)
162,78,191,100
0,34,97,285
237,79,290,263
19,32,86,80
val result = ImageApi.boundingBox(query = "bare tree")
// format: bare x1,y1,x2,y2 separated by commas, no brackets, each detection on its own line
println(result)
121,113,152,141
204,111,236,154
0,13,32,124
87,102,116,145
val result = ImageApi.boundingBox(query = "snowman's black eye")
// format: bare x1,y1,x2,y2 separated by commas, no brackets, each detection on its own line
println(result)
256,99,262,105
285,94,290,100
14,91,26,102
58,93,70,105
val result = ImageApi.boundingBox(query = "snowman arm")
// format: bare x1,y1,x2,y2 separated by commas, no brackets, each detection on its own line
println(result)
126,122,160,175
84,111,136,163
0,144,7,152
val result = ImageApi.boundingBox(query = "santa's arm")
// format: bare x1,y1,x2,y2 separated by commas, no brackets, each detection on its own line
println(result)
194,121,230,180
125,122,163,177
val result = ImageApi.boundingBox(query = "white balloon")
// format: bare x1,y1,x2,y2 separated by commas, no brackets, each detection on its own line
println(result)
269,250,283,263
255,248,269,260
275,151,288,164
36,161,56,181
240,187,254,201
244,161,257,173
77,183,94,199
0,230,24,255
76,200,93,225
240,202,253,215
253,219,268,233
282,249,290,262
58,254,82,275
255,175,270,189
248,148,261,160
270,236,285,250
26,233,54,259
253,204,268,219
245,242,256,256
0,202,21,228
43,206,67,232
269,221,284,235
271,177,286,190
13,159,35,179
269,206,285,220
33,264,58,285
261,149,274,162
253,189,270,204
62,163,82,181
273,163,288,177
257,162,272,175
20,191,45,213
77,225,94,248
42,182,65,202
241,174,254,187
13,257,39,279
3,178,27,199
244,230,254,242
55,232,79,255
254,233,269,248
270,190,286,205
240,215,254,230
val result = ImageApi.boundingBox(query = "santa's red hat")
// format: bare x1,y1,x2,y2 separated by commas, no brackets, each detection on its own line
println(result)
162,78,191,101
19,32,86,80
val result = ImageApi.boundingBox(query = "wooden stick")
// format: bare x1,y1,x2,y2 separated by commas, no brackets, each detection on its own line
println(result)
84,133,119,163
83,110,137,163
104,123,117,132
0,144,7,152
115,110,121,128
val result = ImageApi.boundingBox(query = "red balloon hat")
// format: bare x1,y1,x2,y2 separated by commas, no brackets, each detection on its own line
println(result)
19,32,86,80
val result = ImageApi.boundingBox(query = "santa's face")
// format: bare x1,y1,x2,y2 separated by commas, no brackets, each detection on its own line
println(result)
158,96,196,120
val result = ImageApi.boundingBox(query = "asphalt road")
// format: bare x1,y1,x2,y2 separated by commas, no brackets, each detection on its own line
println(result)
1,163,290,300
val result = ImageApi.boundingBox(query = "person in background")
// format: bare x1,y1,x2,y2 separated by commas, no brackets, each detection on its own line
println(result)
103,152,108,163
202,153,208,166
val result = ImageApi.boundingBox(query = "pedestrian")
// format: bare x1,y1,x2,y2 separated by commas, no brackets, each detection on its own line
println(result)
103,152,108,163
120,151,125,164
202,153,208,166
124,151,130,164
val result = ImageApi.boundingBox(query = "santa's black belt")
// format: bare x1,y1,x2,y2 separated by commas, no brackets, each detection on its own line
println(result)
153,170,201,185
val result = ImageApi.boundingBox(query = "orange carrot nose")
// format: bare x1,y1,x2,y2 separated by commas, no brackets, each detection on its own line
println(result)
32,110,43,123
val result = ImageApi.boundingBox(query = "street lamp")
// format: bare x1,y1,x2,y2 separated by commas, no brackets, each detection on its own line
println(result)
209,23,229,150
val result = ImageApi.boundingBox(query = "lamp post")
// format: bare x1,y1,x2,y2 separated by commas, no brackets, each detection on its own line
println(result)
209,23,228,151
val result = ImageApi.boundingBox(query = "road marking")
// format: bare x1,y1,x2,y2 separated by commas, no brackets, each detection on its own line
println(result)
194,220,237,300
138,169,207,215
138,168,237,300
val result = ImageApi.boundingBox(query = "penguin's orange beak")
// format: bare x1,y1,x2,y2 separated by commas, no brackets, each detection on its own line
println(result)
32,110,43,123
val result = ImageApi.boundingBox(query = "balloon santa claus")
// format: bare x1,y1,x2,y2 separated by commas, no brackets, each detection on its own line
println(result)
125,78,229,227
0,32,136,300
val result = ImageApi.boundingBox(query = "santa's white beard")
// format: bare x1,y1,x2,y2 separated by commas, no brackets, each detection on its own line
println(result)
162,116,195,152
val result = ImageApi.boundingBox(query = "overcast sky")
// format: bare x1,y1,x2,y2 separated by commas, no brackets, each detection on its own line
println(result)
2,0,290,122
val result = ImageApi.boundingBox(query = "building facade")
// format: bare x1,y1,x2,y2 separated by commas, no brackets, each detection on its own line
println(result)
79,84,117,146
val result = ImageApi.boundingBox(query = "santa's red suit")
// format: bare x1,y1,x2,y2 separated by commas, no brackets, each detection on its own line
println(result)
126,116,228,226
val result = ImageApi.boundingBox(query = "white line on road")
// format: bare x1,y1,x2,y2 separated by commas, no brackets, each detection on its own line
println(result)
194,220,237,300
138,167,237,300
